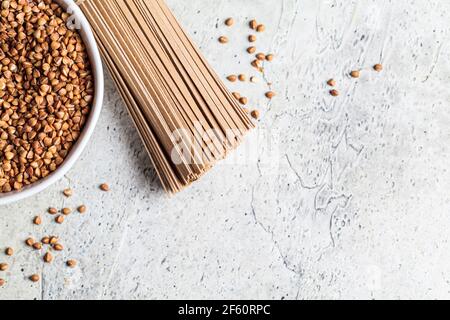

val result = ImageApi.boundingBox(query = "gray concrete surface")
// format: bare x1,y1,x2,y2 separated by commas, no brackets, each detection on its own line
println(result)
1,0,450,300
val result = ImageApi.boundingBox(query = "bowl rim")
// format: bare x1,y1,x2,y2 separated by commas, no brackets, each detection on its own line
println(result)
0,0,104,205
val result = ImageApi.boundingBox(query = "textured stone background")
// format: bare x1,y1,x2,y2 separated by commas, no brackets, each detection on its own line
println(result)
1,0,450,300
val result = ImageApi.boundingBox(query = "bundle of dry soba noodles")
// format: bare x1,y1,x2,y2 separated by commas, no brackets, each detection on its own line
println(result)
77,0,254,193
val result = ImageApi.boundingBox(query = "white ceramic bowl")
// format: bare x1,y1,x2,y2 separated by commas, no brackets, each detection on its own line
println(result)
0,0,104,205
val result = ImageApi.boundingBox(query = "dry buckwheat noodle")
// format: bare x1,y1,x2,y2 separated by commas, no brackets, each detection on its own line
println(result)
76,0,254,194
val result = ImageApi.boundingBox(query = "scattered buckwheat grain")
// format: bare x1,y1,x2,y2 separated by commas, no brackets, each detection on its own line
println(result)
67,259,77,268
49,236,58,245
77,205,86,214
0,0,94,193
256,24,265,32
247,46,256,54
25,238,34,247
239,97,248,105
33,216,42,225
330,89,340,97
55,215,64,224
43,252,53,263
256,53,265,61
265,91,276,99
225,18,234,27
29,274,40,283
226,75,237,82
350,70,360,78
63,188,73,197
218,36,228,44
250,110,260,120
374,64,383,72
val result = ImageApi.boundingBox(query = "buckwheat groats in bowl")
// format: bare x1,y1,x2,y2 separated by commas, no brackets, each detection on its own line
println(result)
0,0,94,193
